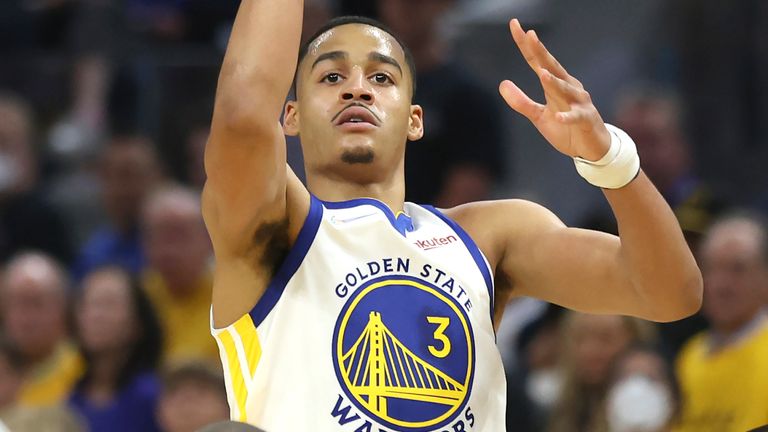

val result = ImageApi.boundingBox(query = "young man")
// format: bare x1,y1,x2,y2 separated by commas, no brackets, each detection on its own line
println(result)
203,2,702,430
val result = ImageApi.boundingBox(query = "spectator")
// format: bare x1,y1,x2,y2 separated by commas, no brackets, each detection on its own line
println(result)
0,252,82,407
3,405,85,432
614,87,721,361
0,93,74,265
142,186,217,364
158,362,229,432
69,265,163,432
614,86,721,246
547,312,657,432
506,304,565,431
378,0,504,207
675,212,768,431
605,345,678,432
73,135,163,280
0,339,23,418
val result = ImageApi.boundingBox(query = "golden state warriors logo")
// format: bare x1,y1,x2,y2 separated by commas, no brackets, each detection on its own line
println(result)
332,275,475,431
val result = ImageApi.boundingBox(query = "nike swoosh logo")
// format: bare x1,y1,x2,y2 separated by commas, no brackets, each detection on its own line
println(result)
331,213,379,224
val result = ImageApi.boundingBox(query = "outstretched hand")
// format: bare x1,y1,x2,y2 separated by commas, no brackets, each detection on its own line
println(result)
500,19,611,162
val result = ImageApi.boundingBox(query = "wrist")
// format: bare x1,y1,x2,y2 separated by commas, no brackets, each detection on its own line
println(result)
573,123,641,189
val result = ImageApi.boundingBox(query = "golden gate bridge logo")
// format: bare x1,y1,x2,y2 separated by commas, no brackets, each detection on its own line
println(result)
333,278,474,430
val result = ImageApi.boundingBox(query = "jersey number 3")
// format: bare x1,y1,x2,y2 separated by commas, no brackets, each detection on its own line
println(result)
427,316,451,358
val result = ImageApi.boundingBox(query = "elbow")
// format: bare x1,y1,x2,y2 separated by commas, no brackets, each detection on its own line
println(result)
651,270,703,323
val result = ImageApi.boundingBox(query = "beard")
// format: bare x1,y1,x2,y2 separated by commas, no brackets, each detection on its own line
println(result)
341,147,375,164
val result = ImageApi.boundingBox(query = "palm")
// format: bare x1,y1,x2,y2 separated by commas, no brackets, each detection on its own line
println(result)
500,19,610,162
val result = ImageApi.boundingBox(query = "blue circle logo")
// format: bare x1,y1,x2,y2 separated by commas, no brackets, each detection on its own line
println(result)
332,275,475,431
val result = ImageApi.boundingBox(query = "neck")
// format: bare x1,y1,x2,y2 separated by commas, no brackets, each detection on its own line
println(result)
88,349,127,391
306,167,406,213
710,310,767,350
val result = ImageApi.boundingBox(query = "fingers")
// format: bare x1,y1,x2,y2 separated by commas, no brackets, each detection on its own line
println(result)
510,19,540,71
499,80,545,121
538,68,590,105
510,19,582,88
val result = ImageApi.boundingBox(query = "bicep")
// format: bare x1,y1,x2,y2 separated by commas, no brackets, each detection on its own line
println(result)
500,204,646,317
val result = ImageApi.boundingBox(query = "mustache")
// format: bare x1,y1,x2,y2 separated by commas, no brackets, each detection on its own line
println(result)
331,102,382,124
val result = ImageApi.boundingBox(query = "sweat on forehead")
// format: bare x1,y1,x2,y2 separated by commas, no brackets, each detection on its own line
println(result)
294,16,417,92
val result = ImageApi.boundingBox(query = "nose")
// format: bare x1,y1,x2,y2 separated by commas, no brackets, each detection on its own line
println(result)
341,71,374,103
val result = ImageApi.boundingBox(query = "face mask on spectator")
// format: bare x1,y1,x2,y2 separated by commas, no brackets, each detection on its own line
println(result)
606,374,672,432
526,368,562,409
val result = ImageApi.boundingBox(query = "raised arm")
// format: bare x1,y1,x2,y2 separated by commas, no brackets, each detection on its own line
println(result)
203,0,310,328
455,20,701,323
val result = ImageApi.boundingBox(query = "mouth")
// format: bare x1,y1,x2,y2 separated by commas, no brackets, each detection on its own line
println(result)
333,105,381,130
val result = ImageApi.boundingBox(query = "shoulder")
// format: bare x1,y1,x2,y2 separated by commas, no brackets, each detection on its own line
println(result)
124,372,161,402
442,199,565,263
676,331,708,370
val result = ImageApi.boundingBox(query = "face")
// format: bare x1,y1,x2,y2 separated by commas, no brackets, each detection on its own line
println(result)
0,100,35,192
568,314,632,387
0,354,21,409
100,138,161,230
615,103,687,191
1,260,67,359
614,350,667,384
159,381,229,432
143,197,211,291
701,220,768,333
285,24,423,184
77,269,138,355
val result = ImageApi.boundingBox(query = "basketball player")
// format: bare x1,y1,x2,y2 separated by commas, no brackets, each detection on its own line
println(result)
203,2,702,430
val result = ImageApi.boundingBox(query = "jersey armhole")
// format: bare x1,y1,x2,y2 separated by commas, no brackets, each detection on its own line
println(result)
420,205,496,329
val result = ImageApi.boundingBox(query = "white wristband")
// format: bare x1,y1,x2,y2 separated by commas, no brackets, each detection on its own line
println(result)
573,123,641,189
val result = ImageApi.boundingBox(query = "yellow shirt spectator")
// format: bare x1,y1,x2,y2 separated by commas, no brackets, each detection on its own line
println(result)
143,270,218,365
675,316,768,432
18,342,83,407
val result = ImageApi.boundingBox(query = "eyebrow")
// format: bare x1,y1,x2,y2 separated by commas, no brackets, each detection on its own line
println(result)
368,52,403,77
311,50,348,70
310,50,404,77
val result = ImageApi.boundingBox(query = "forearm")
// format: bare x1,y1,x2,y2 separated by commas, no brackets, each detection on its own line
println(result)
216,0,304,126
605,171,702,320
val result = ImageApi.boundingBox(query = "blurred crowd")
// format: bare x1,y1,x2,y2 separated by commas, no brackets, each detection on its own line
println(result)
1,0,767,431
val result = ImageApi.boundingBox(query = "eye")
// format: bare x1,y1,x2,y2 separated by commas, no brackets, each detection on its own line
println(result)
372,73,393,85
322,73,342,84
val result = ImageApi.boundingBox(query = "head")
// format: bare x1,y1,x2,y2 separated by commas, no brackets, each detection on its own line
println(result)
700,212,768,334
142,186,211,294
0,92,37,195
605,345,678,432
0,338,23,410
99,135,163,232
378,0,456,50
0,252,69,363
76,266,162,388
548,313,657,432
562,313,657,389
158,362,229,432
614,87,689,194
285,17,423,188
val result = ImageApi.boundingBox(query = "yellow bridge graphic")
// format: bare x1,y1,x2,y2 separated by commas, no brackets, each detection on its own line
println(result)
341,311,465,417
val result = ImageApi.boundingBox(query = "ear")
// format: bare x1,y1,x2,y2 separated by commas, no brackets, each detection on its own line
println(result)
407,104,424,142
283,100,300,136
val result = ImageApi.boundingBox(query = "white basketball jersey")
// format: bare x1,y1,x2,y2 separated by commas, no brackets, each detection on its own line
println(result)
211,196,507,432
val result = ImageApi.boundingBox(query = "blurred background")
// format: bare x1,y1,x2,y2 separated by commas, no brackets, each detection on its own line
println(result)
0,0,767,431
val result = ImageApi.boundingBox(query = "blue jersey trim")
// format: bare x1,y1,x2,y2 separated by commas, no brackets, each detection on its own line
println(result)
421,205,495,327
249,195,324,327
321,197,414,236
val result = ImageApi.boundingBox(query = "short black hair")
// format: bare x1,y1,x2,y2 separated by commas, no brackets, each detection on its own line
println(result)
294,15,417,96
